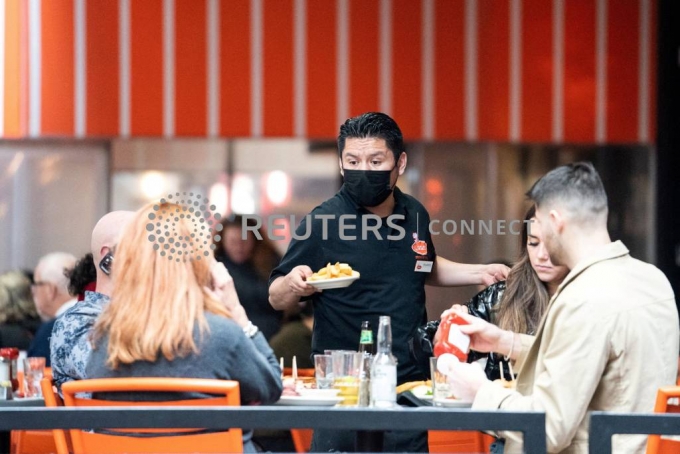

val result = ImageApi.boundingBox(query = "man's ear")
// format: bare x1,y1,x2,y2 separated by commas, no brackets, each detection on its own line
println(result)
549,209,565,234
338,157,344,177
46,282,57,301
397,152,407,176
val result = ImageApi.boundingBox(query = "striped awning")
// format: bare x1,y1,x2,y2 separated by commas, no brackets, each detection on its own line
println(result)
1,0,656,143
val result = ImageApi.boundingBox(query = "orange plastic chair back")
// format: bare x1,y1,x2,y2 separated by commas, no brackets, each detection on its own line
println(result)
428,430,490,453
9,374,63,454
39,377,70,454
61,378,243,454
646,386,680,454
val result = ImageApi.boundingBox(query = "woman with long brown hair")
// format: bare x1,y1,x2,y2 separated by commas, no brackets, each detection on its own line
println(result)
411,205,569,380
86,202,282,452
213,215,283,340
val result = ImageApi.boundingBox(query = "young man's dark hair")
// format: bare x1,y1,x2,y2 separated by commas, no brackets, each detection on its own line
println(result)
65,253,97,297
526,161,608,224
337,112,405,162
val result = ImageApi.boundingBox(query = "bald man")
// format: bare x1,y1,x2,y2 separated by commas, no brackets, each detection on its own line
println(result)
28,252,77,363
50,211,134,392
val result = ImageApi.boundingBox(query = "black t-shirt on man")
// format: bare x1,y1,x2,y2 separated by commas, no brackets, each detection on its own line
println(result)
270,185,437,384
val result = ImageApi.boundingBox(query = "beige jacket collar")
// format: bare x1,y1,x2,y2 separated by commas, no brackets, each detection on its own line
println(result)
551,240,629,304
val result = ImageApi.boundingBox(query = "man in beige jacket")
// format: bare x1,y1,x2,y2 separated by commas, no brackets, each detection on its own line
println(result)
444,162,679,453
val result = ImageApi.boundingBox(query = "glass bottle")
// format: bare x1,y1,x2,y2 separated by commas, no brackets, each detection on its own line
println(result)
358,320,374,355
357,321,373,406
370,316,397,408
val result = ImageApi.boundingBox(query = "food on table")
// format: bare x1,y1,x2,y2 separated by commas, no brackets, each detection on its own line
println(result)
396,380,433,394
494,378,517,389
307,262,354,281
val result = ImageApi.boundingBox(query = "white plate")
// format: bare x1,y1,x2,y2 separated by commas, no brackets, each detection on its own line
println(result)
306,271,360,290
410,385,433,400
275,395,343,406
297,388,340,398
433,398,473,408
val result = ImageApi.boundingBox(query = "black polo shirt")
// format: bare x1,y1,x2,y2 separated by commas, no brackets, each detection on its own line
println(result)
270,185,437,384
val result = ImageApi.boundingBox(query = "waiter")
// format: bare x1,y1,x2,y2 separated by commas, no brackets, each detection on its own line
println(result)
269,112,509,452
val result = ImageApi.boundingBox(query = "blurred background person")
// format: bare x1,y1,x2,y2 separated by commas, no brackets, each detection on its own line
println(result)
0,271,40,349
65,253,97,302
28,252,78,363
87,202,282,453
270,301,314,369
411,205,569,380
214,215,283,340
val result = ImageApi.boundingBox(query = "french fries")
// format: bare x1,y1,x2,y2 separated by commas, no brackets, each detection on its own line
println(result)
307,262,354,281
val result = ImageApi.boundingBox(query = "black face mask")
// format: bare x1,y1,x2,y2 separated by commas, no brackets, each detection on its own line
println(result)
342,166,397,207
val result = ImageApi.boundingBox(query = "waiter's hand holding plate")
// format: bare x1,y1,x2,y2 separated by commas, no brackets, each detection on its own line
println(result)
305,262,360,290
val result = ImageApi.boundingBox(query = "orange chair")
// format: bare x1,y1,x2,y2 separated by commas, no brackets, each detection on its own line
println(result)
38,377,70,454
61,378,243,454
10,369,59,454
428,430,489,453
646,386,680,454
291,428,313,452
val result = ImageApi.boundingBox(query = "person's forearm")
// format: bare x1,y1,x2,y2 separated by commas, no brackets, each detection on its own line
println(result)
426,257,485,286
268,276,302,310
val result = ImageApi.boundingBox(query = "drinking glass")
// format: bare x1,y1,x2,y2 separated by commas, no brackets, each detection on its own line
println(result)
430,356,455,406
23,357,45,398
331,351,362,407
314,354,334,389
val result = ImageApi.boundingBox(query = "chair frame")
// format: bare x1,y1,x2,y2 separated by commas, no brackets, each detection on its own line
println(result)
646,385,680,454
61,377,243,454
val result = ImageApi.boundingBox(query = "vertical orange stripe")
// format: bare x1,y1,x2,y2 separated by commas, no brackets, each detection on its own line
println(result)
477,0,509,141
175,0,206,137
563,0,596,143
349,0,379,118
130,0,163,136
41,0,74,136
648,0,657,142
306,0,336,138
391,0,421,139
434,0,465,140
263,0,294,136
521,0,552,143
606,0,638,143
220,0,250,137
86,0,118,136
4,0,22,137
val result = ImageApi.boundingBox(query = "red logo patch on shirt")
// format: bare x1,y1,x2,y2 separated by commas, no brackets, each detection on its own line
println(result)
411,232,428,255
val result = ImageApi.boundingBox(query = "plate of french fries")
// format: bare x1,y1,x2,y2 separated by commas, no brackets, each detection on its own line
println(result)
306,262,360,289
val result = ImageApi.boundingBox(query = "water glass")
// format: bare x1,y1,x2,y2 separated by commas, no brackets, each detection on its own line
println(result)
23,357,45,398
430,356,455,406
314,354,334,389
331,351,362,407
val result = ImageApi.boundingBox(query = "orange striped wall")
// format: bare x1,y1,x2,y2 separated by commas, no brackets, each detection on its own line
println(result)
1,0,657,143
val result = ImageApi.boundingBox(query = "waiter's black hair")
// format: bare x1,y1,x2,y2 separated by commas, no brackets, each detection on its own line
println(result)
337,112,405,163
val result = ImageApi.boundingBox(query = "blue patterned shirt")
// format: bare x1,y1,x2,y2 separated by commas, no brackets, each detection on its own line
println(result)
50,291,109,392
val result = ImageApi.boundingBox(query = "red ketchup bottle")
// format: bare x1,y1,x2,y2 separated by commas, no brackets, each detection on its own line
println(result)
433,313,470,362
